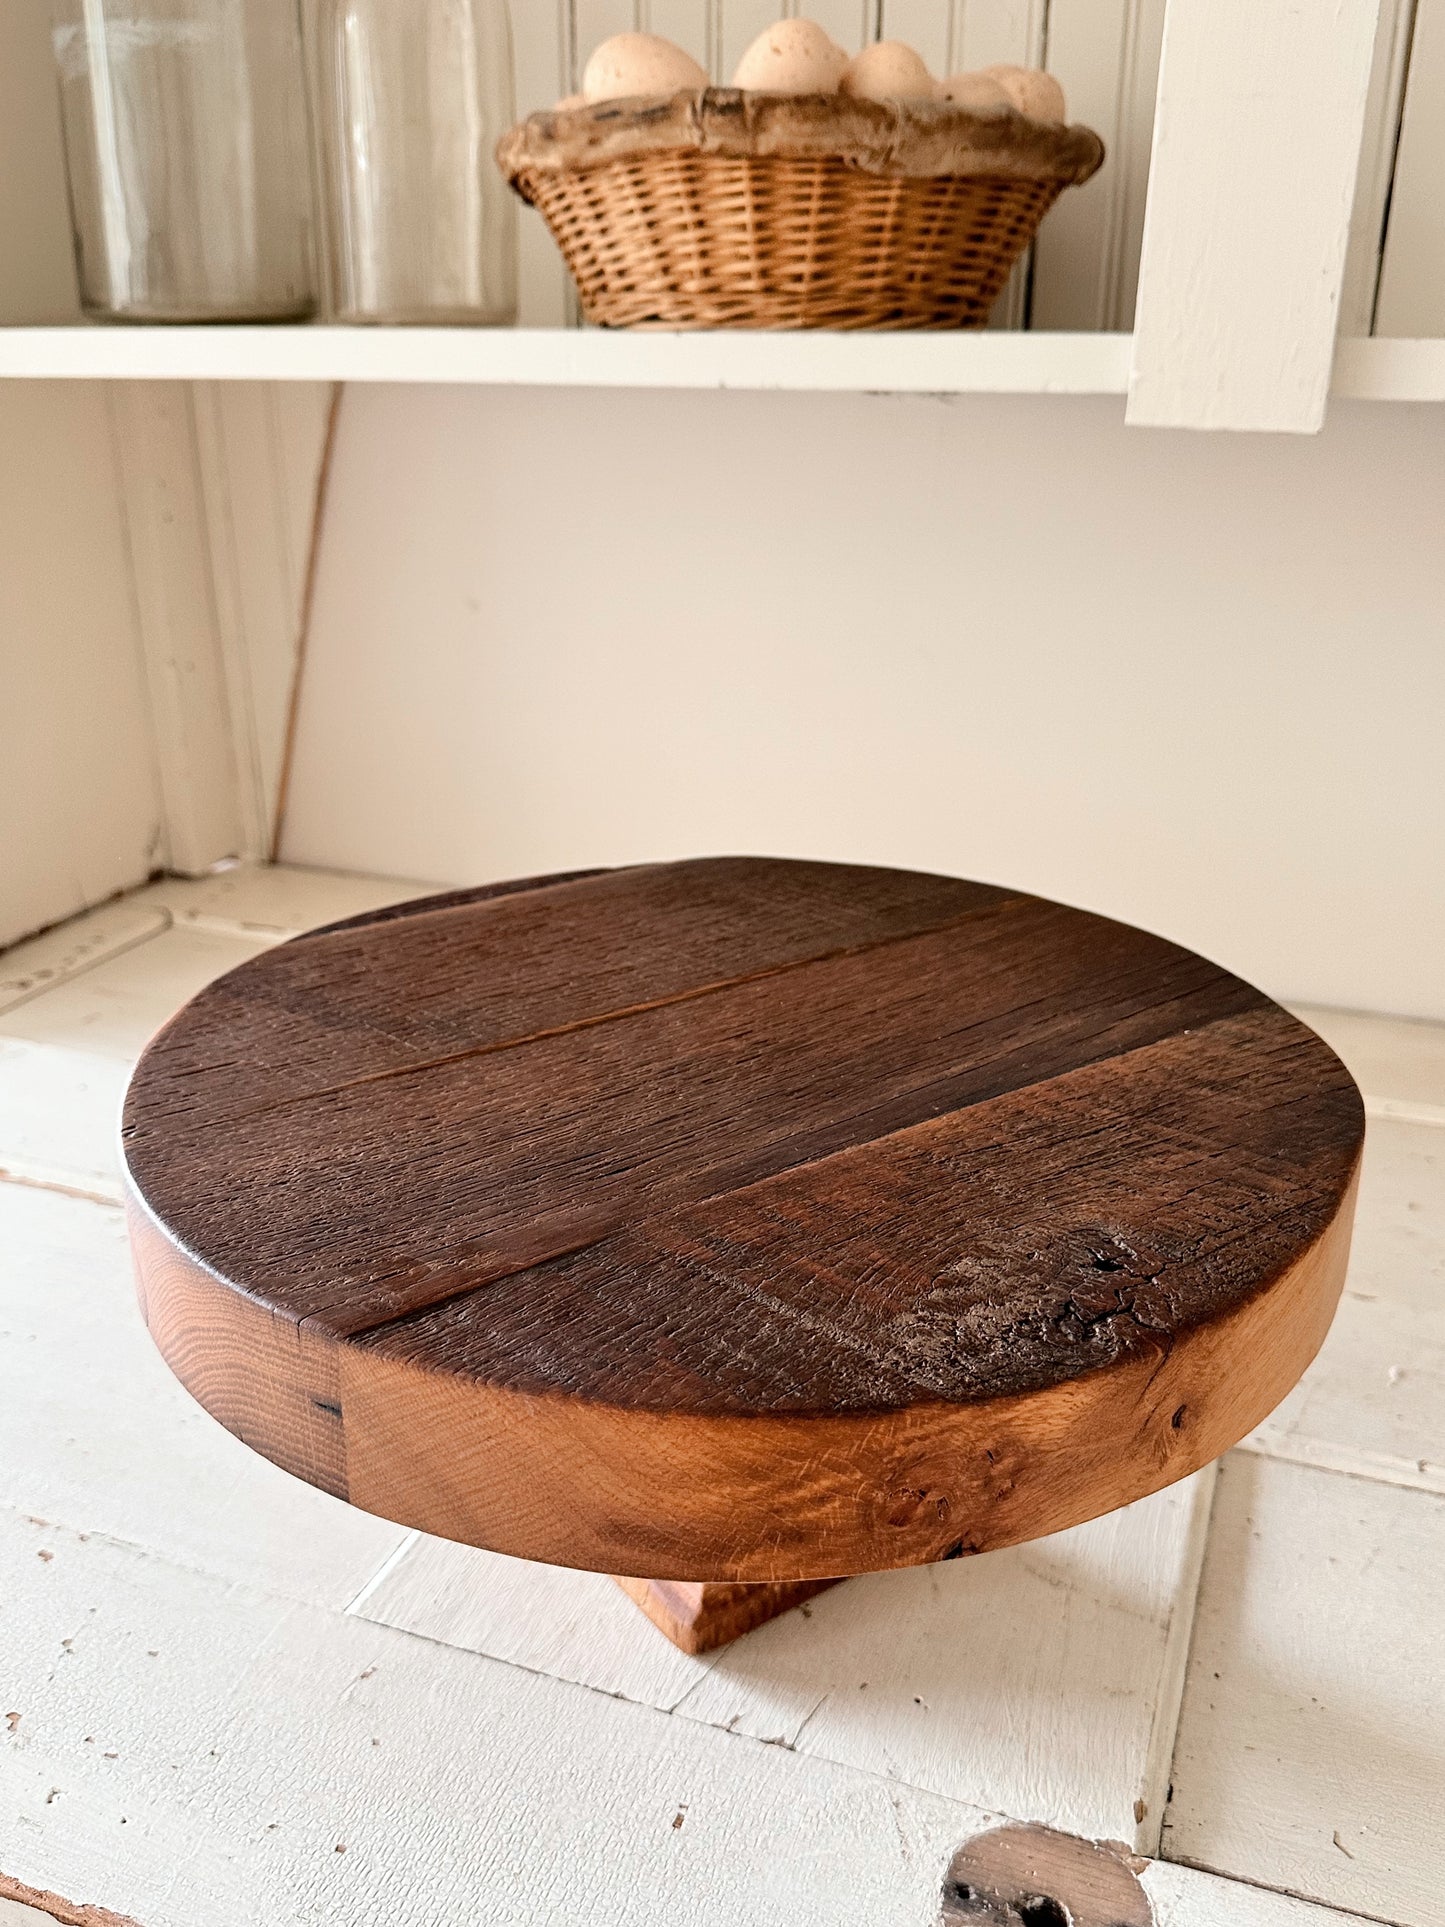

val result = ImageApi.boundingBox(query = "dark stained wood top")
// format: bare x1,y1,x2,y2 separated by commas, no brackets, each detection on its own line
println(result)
122,858,1365,1579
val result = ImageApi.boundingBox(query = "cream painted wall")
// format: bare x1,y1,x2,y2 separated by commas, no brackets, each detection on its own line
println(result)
0,0,82,324
0,385,162,948
282,385,1445,1018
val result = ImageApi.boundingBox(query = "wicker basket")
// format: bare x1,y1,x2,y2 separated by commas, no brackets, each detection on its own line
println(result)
497,89,1104,331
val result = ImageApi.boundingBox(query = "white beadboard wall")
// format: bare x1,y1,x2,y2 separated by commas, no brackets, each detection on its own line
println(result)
511,0,1421,337
281,382,1445,1021
518,0,1171,333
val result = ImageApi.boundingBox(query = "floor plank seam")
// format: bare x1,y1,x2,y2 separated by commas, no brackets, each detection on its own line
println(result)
784,1687,836,1752
1363,1098,1445,1129
1232,1435,1445,1500
1156,1848,1417,1927
0,910,174,1019
141,897,1024,1161
659,1643,734,1716
1137,1461,1220,1857
162,914,300,943
0,1497,389,1622
341,1529,421,1615
0,1169,121,1210
326,999,1318,1352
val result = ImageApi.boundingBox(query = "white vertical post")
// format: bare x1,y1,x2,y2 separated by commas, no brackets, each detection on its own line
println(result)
1337,0,1417,334
1127,0,1382,432
108,382,245,873
107,381,336,873
1375,0,1445,336
191,383,337,860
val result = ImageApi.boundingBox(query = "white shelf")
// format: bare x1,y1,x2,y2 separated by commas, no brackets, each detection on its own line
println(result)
0,324,1131,392
0,324,1439,400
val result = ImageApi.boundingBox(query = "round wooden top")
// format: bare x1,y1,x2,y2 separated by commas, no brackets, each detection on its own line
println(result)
123,858,1364,1581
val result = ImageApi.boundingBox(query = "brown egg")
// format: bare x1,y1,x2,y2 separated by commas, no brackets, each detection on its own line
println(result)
982,64,1067,122
732,18,849,93
582,33,708,104
840,41,939,102
940,71,1011,112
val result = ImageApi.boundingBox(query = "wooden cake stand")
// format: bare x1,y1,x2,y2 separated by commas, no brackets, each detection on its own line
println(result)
122,859,1364,1653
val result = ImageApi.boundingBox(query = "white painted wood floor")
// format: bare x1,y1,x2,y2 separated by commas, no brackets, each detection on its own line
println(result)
0,864,1440,1927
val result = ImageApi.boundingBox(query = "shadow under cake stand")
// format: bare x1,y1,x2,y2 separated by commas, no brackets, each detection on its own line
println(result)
121,858,1364,1653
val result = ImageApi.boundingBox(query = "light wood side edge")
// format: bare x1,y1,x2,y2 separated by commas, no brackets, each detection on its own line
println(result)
126,1157,1361,1582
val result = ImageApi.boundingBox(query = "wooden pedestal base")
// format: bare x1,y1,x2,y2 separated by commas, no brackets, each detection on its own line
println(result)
614,1576,842,1654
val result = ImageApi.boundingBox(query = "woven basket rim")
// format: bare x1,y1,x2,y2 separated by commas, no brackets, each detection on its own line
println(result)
497,89,1105,191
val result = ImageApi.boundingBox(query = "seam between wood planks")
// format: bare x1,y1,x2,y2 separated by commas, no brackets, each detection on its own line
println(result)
1233,1433,1445,1500
0,866,394,1024
1136,1461,1219,1857
0,1497,364,1623
1365,1097,1445,1129
1155,1851,1418,1927
0,913,172,1020
342,1529,421,1615
283,867,615,941
1234,1449,1445,1505
150,892,1034,1135
151,910,302,944
0,1166,121,1210
328,1005,1326,1351
268,389,343,864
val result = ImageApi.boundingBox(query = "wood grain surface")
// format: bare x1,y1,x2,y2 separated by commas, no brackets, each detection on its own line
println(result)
123,858,1364,1580
612,1576,839,1654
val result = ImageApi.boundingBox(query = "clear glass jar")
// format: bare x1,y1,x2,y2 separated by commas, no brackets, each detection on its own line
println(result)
50,0,317,321
314,0,517,325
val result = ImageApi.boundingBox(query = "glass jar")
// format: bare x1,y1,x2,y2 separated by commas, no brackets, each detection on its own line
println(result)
314,0,517,325
50,0,317,321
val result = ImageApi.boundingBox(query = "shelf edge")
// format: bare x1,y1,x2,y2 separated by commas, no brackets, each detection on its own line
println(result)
0,325,1134,393
0,327,1439,400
